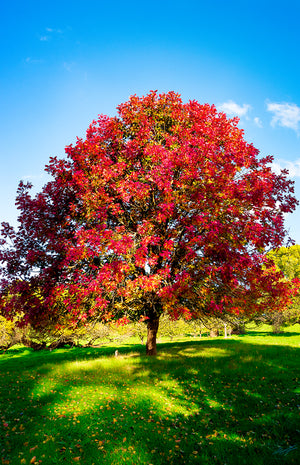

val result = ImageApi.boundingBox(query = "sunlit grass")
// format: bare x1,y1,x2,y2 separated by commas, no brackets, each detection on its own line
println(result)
0,326,299,464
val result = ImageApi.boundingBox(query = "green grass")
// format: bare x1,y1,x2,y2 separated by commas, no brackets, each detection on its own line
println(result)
1,325,300,465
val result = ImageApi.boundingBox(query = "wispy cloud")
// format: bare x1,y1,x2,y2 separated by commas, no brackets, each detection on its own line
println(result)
254,117,263,128
63,62,75,72
217,100,251,118
267,102,300,133
39,27,63,41
25,57,44,64
272,158,300,178
22,173,46,181
46,27,63,34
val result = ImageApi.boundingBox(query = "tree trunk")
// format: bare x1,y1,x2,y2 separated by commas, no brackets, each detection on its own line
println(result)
224,323,228,338
146,318,159,355
210,329,219,337
231,323,245,335
272,322,282,334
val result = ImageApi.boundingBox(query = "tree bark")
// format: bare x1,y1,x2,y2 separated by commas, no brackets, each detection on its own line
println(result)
272,322,282,334
224,323,228,338
210,329,219,337
146,318,159,355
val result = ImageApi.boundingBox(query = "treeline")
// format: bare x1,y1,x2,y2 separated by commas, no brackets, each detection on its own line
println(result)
0,314,245,351
1,308,299,352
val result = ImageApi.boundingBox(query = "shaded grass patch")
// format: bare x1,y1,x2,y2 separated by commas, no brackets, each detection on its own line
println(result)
0,329,300,464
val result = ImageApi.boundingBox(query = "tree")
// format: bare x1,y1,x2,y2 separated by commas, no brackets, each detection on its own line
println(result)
0,315,16,349
268,245,300,280
0,91,298,354
255,245,300,332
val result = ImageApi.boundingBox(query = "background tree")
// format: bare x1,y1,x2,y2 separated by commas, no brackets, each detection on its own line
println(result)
0,315,16,349
253,245,300,332
0,91,298,354
268,245,300,280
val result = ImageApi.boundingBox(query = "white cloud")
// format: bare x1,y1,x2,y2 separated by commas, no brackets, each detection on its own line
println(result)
267,102,300,133
45,27,63,34
63,62,75,72
40,28,63,41
25,57,43,64
217,100,251,118
272,158,300,178
22,173,46,181
254,117,263,128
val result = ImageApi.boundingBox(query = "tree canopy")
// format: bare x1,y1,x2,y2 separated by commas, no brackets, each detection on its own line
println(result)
0,91,298,354
268,244,300,280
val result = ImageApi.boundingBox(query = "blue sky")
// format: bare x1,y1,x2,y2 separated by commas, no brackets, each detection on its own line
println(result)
1,0,300,244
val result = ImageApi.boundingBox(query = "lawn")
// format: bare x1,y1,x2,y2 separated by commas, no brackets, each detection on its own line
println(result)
0,325,299,465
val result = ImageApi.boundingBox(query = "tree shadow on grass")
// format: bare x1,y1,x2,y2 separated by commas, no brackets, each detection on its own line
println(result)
0,339,299,465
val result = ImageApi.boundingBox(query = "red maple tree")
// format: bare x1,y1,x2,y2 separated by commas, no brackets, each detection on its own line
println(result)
0,91,298,354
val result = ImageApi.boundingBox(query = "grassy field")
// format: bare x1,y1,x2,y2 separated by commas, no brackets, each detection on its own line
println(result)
0,325,299,465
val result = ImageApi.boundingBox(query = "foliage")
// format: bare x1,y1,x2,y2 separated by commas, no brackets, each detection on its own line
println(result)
0,91,298,354
186,314,247,337
129,319,147,344
0,314,213,350
268,244,300,280
157,314,188,340
253,245,300,332
0,315,16,348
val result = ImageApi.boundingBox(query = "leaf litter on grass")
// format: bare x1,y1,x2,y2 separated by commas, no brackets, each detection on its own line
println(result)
1,333,300,464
